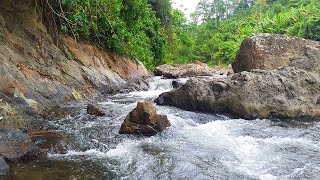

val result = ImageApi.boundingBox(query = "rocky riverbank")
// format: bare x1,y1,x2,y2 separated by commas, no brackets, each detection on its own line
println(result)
0,0,150,129
0,0,150,175
156,34,320,120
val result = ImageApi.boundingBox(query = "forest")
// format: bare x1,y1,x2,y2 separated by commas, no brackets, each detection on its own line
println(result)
52,0,320,70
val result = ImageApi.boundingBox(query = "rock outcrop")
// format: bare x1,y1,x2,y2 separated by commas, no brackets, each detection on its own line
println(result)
0,128,34,159
232,33,320,73
87,103,105,116
155,61,228,78
0,0,149,130
156,67,320,120
156,34,320,120
119,101,171,136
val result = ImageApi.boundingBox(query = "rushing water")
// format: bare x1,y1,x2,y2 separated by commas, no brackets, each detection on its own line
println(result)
6,76,320,180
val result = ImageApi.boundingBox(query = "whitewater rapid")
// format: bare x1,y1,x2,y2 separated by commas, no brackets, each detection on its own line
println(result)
48,76,320,180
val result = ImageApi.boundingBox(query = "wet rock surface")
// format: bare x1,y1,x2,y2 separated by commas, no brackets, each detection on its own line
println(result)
0,128,35,160
157,34,320,120
27,131,66,155
156,67,320,120
87,103,105,116
120,101,171,136
155,61,229,78
42,106,81,120
232,33,320,73
172,80,185,89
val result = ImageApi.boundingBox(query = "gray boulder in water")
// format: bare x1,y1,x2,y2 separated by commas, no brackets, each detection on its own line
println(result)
0,128,34,159
156,34,320,120
119,101,171,136
156,67,320,120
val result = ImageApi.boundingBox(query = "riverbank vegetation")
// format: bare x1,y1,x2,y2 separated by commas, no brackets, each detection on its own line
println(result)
50,0,320,69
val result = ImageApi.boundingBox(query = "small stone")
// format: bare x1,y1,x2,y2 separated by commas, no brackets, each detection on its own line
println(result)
87,104,105,117
0,157,10,176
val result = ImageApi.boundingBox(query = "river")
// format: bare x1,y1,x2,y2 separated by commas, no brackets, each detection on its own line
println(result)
6,77,320,180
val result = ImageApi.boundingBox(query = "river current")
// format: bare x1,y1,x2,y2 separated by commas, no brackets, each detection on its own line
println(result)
7,77,320,180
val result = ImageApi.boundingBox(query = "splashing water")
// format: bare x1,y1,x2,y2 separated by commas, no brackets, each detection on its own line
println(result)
7,77,320,180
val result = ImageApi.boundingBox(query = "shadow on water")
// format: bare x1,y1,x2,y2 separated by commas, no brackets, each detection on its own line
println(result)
4,159,114,180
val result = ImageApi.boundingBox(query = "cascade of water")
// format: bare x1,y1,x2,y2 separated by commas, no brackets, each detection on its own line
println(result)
7,76,320,180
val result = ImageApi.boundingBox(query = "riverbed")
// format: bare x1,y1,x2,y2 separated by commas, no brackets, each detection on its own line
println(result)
5,77,320,180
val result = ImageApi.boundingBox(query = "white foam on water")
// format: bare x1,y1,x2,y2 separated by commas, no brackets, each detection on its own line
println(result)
48,76,320,179
148,76,174,91
112,76,176,100
48,149,107,159
97,101,117,105
97,117,320,179
127,90,170,99
259,174,278,180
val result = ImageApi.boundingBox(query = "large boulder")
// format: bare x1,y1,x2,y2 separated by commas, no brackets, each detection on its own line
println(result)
0,157,9,176
155,62,225,78
232,34,320,74
156,67,320,120
119,101,171,136
0,128,34,159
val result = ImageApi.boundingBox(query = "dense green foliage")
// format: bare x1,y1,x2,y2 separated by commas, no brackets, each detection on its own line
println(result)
186,0,320,65
53,0,319,69
56,0,167,70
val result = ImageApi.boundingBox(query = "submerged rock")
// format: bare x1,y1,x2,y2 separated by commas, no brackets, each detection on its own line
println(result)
0,157,9,176
0,128,34,159
27,130,67,154
87,103,105,116
119,101,170,136
156,67,320,120
232,33,320,73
